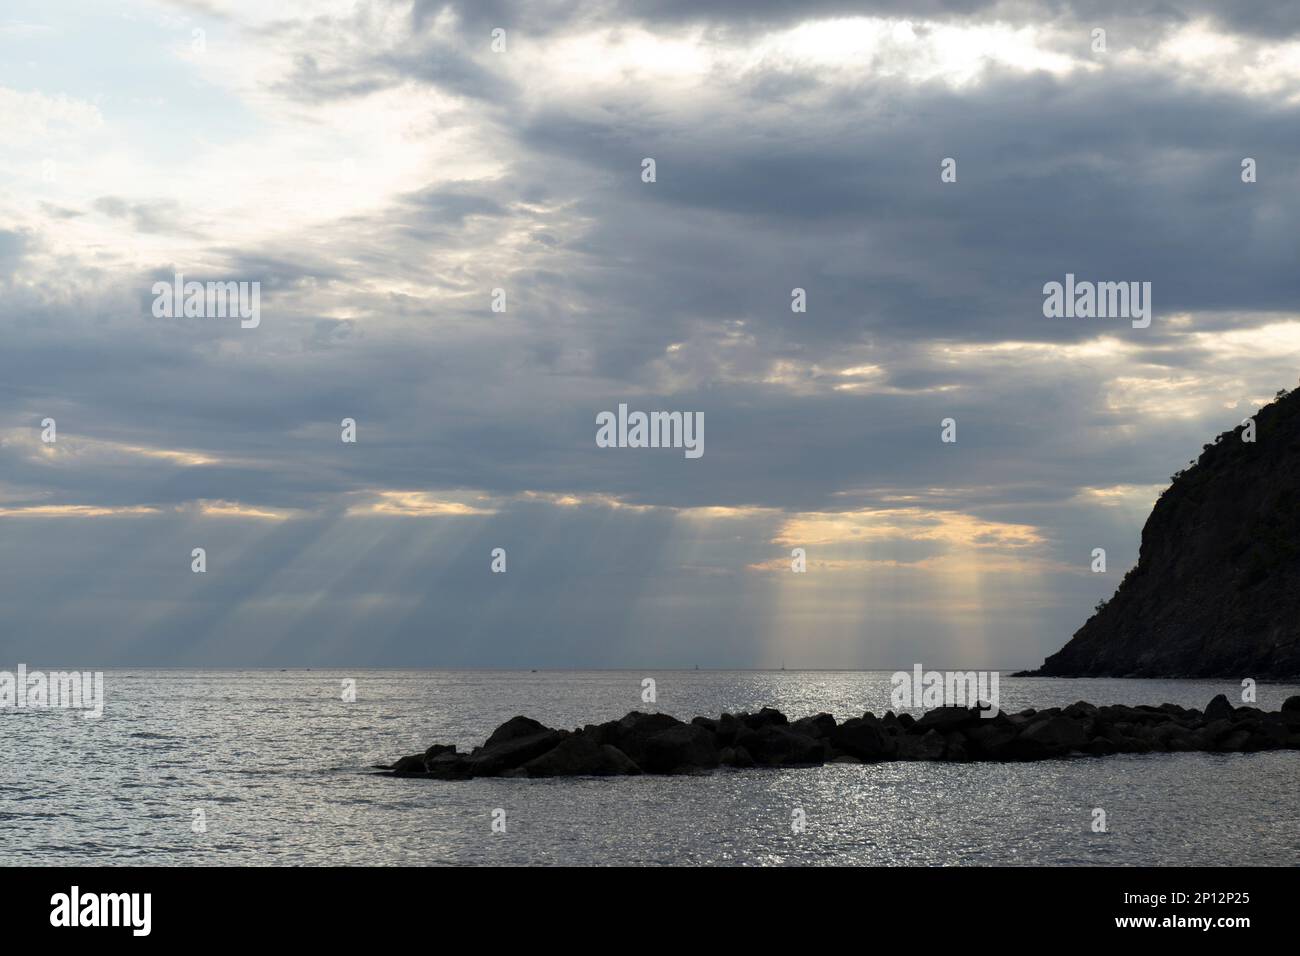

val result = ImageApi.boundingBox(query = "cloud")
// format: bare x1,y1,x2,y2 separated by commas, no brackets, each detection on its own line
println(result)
3,0,1299,666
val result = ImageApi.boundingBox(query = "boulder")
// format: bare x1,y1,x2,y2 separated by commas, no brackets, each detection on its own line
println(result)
1248,721,1289,749
714,713,744,746
616,711,683,737
829,717,893,760
691,716,719,734
522,734,642,776
425,750,473,779
1113,734,1153,754
1006,712,1037,730
964,722,1018,759
914,705,979,735
1014,715,1088,758
1195,718,1235,748
719,745,755,768
734,725,825,765
741,707,789,730
594,711,684,764
484,716,553,749
1084,737,1118,756
1280,698,1300,727
791,713,837,739
943,732,970,761
468,729,568,776
641,723,720,773
896,729,946,761
1063,701,1099,719
1219,729,1252,751
1204,694,1235,722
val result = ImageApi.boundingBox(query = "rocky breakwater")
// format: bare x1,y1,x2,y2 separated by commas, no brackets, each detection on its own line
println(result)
378,695,1300,779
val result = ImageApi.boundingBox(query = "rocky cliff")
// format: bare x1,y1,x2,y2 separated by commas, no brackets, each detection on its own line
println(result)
1028,384,1300,678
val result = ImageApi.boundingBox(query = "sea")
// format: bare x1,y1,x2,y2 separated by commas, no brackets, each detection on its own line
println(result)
3,670,1298,866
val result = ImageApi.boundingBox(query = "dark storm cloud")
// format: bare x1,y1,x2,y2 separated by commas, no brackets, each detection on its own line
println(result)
11,45,1293,518
413,0,1300,40
512,67,1300,348
6,0,1300,665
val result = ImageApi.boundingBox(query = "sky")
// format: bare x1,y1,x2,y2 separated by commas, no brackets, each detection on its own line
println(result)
1,0,1298,668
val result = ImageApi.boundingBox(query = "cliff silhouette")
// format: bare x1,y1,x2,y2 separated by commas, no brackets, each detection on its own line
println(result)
1027,382,1300,679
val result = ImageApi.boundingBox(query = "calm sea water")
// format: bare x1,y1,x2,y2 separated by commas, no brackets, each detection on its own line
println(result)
3,670,1298,866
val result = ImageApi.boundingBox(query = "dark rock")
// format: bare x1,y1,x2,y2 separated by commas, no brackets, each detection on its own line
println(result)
964,722,1019,758
734,725,825,765
1063,701,1099,719
1281,706,1300,729
594,711,684,764
1195,718,1236,748
1113,734,1153,754
943,732,970,761
1024,386,1300,680
380,698,1300,780
896,729,946,760
1205,694,1235,721
914,705,980,735
1249,722,1289,749
791,713,837,739
484,716,553,749
616,711,682,737
1219,729,1252,751
1014,716,1088,758
391,754,428,773
425,750,473,779
714,713,744,746
1085,737,1118,756
719,745,755,768
1006,712,1038,731
829,717,893,760
468,729,568,776
741,707,789,730
522,734,642,776
641,723,719,773
1146,722,1188,748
